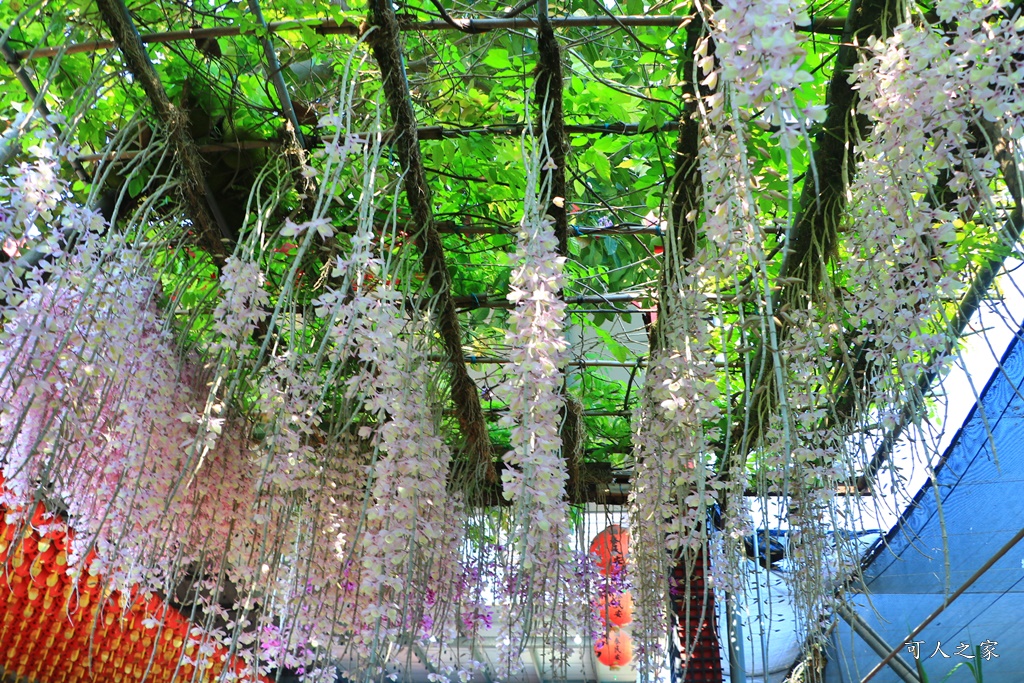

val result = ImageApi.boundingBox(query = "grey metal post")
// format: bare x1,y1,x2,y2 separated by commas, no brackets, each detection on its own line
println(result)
725,593,746,683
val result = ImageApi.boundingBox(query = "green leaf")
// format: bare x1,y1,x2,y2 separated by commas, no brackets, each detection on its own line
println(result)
583,148,611,181
592,326,630,363
483,49,510,70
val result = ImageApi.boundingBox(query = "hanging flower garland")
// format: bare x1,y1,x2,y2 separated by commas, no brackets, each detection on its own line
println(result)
495,134,583,675
710,0,824,146
845,5,1023,407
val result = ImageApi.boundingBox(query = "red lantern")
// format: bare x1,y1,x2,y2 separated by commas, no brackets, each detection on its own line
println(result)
596,591,633,627
594,627,633,668
589,525,630,577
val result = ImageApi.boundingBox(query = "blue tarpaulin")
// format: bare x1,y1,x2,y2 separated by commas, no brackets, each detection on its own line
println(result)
824,326,1024,683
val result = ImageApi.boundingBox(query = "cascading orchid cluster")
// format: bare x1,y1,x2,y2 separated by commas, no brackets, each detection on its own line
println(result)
709,0,823,145
935,0,1024,136
501,213,569,547
0,254,176,563
0,134,471,676
0,245,262,639
301,145,469,670
686,40,846,643
0,137,105,309
631,286,721,554
351,305,463,657
694,95,768,567
762,313,850,640
764,3,1024,636
627,280,723,680
497,205,581,674
0,243,312,678
844,8,1020,415
618,35,767,673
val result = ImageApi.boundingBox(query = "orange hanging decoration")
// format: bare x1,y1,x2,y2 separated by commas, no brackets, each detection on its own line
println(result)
0,475,268,683
596,591,633,627
589,524,630,577
594,626,633,668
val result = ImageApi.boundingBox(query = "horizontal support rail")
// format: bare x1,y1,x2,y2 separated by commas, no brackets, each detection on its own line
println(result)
452,291,650,310
437,356,648,368
14,15,846,61
72,121,681,164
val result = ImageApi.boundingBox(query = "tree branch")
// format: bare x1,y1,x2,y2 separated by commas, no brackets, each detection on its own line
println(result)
365,0,496,486
535,11,569,256
95,0,233,265
730,0,900,462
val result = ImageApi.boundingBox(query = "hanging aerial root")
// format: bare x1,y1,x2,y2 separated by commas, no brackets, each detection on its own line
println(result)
778,0,900,293
560,395,584,502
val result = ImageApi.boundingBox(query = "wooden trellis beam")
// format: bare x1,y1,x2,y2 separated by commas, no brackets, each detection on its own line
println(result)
450,290,749,310
471,460,867,506
415,121,682,139
365,0,496,485
444,356,748,371
471,460,633,506
665,11,705,271
13,15,847,61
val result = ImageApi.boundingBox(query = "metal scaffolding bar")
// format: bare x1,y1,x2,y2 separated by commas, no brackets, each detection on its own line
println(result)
453,291,650,310
859,525,1024,683
834,602,921,683
443,356,647,368
14,15,846,61
246,0,307,150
